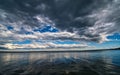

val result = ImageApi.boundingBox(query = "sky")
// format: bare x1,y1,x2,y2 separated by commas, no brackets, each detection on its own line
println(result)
0,0,120,49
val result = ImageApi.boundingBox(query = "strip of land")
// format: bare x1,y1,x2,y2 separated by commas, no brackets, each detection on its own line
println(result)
0,48,119,53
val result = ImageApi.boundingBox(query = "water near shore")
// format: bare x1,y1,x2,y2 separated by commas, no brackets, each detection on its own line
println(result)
0,50,120,75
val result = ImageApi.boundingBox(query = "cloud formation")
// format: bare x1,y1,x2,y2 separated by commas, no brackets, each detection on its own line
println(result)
2,40,89,49
0,0,120,48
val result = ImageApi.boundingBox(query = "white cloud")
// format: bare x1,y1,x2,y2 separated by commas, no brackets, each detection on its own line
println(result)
34,15,55,26
12,31,80,40
2,41,89,49
34,31,80,39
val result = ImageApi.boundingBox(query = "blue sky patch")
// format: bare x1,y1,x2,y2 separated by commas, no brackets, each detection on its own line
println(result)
13,39,32,44
54,40,80,44
107,33,120,40
33,25,59,33
7,26,14,30
89,40,120,49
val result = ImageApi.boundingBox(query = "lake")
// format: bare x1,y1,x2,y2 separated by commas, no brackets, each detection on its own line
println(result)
0,50,120,75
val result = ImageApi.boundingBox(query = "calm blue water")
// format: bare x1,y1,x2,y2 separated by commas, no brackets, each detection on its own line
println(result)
0,50,120,75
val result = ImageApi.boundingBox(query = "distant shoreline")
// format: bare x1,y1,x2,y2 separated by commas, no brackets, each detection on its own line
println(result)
0,48,119,53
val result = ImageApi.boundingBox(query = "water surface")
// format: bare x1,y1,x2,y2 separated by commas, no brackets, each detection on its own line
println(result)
0,50,120,75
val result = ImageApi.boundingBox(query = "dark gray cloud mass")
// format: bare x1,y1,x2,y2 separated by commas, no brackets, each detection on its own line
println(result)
0,0,120,43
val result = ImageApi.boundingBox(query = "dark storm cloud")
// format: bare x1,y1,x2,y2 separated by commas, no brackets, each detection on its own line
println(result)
0,0,120,42
0,0,108,27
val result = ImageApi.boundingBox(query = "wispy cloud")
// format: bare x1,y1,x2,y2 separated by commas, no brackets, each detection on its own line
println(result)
2,41,89,49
